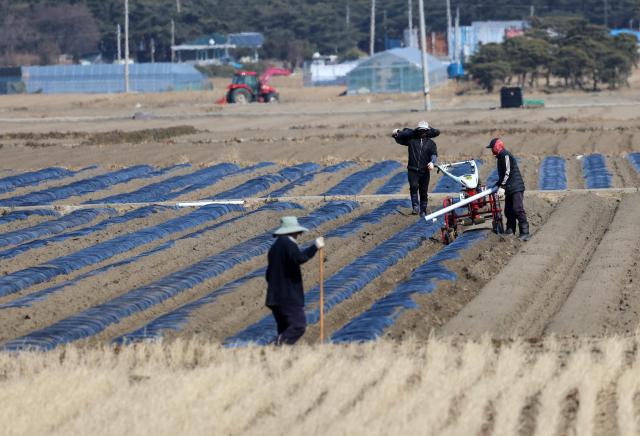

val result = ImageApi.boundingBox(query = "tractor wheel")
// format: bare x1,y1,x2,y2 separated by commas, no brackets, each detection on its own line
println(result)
229,88,252,104
265,93,279,103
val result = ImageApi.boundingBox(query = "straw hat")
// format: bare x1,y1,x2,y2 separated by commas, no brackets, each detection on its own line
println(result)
273,216,309,235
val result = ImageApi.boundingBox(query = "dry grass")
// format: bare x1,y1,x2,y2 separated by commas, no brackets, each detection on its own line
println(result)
1,337,640,436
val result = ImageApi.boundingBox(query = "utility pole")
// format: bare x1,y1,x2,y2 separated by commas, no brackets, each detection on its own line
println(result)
446,0,453,60
370,0,376,56
150,37,155,63
604,0,608,27
455,6,460,63
116,24,122,61
176,0,181,14
408,0,413,47
171,20,176,63
124,0,130,93
418,0,431,111
530,5,535,17
346,0,351,29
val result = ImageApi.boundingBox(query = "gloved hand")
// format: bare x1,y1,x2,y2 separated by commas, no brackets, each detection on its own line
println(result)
315,237,325,249
497,187,505,199
427,162,434,171
392,128,400,137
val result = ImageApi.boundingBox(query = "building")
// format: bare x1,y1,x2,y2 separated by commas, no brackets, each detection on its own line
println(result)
0,67,24,95
611,29,640,43
345,47,448,95
172,32,265,65
22,63,209,94
303,54,359,87
450,20,528,60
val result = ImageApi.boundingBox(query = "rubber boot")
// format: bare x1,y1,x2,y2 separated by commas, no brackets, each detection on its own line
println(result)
519,222,530,241
506,219,517,235
419,200,429,218
411,194,420,215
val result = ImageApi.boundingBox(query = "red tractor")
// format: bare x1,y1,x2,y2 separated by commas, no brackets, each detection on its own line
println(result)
217,67,291,104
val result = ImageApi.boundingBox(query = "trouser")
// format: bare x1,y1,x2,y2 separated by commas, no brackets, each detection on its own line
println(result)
268,305,307,345
504,191,528,234
408,169,430,213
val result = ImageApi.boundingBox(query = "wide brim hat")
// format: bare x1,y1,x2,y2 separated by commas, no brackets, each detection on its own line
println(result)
273,216,309,235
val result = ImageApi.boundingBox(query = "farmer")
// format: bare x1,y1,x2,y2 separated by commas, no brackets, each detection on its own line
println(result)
265,216,325,345
487,138,530,241
392,120,440,216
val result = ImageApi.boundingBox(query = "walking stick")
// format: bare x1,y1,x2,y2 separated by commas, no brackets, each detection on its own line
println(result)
319,247,325,343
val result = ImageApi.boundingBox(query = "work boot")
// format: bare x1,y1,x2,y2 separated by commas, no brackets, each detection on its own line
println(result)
419,200,429,217
411,194,420,215
519,222,530,241
504,228,514,235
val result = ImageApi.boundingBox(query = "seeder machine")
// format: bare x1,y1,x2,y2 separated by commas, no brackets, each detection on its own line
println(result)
423,160,504,245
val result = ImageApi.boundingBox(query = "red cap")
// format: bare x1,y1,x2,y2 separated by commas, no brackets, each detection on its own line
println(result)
487,138,505,156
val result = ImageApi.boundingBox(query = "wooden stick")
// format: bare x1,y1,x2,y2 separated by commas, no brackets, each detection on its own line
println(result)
319,247,325,343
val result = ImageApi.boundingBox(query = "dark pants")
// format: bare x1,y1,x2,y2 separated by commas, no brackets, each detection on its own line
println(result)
269,305,306,345
408,170,430,212
505,191,528,233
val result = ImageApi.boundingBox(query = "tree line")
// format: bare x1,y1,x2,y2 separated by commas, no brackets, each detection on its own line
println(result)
1,0,640,66
467,17,639,92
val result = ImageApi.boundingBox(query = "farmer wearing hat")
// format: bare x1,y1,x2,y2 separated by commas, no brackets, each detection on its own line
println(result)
266,216,325,345
487,138,530,241
392,120,440,216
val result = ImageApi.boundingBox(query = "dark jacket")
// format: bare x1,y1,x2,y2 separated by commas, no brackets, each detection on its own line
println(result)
495,149,525,195
265,235,318,307
394,128,440,173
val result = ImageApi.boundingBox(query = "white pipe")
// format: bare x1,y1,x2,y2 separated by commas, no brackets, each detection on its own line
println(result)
176,200,245,208
423,187,498,223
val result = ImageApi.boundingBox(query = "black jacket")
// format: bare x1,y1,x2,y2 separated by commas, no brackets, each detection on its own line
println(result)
394,128,440,173
495,149,525,195
265,235,318,307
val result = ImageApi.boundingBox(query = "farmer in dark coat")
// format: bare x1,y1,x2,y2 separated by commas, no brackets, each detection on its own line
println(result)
487,138,530,241
266,216,325,345
392,120,440,216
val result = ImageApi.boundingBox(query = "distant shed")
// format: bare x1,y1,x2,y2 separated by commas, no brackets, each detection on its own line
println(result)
22,63,209,94
346,48,448,95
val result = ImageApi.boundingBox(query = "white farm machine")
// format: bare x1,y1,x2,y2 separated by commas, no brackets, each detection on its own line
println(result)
424,160,504,245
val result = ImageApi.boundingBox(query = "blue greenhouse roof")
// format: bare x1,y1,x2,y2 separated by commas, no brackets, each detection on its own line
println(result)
356,48,447,70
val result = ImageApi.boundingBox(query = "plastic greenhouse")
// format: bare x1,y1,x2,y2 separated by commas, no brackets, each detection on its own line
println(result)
22,63,210,94
346,48,448,95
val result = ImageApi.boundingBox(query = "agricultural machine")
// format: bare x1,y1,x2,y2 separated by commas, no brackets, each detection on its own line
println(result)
423,160,504,245
217,67,291,104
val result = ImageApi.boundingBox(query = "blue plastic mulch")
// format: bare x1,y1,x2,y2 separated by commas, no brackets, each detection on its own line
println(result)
582,154,612,189
627,153,640,173
0,210,59,227
226,217,442,347
2,201,357,351
0,206,167,260
0,204,243,299
376,170,408,194
0,165,160,207
538,156,567,191
323,161,402,195
331,230,488,343
212,163,320,200
0,208,112,249
268,162,357,197
0,167,75,195
113,200,408,343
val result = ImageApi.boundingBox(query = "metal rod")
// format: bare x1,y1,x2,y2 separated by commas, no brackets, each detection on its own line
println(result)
423,187,498,223
418,0,431,111
319,247,325,343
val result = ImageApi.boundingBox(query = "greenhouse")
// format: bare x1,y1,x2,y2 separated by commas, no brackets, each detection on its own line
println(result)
22,63,210,94
346,48,449,95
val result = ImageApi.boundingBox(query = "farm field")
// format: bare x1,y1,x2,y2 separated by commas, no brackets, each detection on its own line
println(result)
1,79,640,434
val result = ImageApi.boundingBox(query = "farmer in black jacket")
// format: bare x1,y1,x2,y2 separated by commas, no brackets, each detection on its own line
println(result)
266,216,325,345
487,138,530,241
392,121,440,216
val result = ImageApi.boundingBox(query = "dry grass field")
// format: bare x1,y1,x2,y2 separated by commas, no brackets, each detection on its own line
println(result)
2,337,640,436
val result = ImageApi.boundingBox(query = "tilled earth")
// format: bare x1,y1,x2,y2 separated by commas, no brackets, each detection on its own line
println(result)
0,85,639,351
